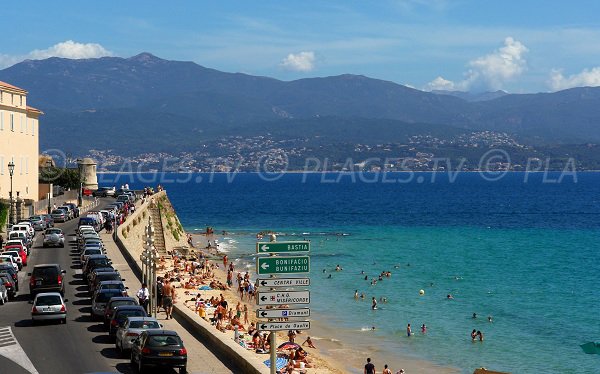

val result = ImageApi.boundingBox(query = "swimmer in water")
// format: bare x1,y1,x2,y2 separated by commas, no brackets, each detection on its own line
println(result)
327,274,332,279
407,323,412,337
335,264,342,271
360,293,365,299
364,275,368,281
354,290,359,299
371,326,376,330
361,270,365,274
421,324,427,333
447,294,454,299
472,313,477,319
471,329,477,341
323,269,326,273
371,297,378,310
488,316,493,322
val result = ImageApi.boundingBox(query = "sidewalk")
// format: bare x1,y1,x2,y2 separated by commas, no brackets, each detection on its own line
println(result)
100,230,236,374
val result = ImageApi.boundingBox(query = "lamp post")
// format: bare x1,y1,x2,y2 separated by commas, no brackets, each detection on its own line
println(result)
76,159,83,207
8,161,15,227
141,217,156,316
46,160,53,214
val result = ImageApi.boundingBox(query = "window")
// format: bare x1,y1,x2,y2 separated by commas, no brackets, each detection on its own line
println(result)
0,156,4,175
19,95,22,107
0,110,3,130
24,116,28,133
20,157,23,175
25,157,28,174
10,113,14,131
0,90,3,102
20,114,23,132
32,119,35,136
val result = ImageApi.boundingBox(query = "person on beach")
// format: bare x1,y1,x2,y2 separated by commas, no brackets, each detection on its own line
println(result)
383,364,392,374
163,279,175,319
156,277,164,312
302,336,316,349
364,357,375,374
223,254,228,267
407,323,412,337
471,329,477,341
243,304,249,324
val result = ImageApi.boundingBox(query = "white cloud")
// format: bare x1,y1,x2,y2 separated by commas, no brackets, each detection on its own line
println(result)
425,76,455,91
549,67,600,91
280,51,316,72
424,37,528,92
0,40,112,68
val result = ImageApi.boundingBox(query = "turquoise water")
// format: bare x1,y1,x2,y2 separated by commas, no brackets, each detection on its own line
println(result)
100,172,600,373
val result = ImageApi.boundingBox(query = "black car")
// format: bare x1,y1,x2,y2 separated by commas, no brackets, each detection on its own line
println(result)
28,264,66,297
83,254,112,276
0,265,19,292
64,203,80,218
109,305,147,336
130,330,187,374
90,272,124,295
103,296,138,325
0,274,16,299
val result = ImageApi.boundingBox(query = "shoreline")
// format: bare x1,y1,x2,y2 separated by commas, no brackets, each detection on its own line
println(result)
187,232,459,374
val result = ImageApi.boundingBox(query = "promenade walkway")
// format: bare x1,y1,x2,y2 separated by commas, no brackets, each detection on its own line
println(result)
100,229,238,373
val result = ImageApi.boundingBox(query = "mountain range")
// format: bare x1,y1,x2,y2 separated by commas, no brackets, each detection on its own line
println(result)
1,52,599,156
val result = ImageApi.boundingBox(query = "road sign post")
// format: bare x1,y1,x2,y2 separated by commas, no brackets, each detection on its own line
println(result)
257,277,310,287
257,290,310,306
256,308,311,319
258,321,311,331
256,241,310,254
256,256,310,275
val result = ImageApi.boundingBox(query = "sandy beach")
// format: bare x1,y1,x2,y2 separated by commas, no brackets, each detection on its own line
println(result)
155,232,459,374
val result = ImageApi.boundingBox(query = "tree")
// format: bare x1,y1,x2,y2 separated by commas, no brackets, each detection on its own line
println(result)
39,167,81,190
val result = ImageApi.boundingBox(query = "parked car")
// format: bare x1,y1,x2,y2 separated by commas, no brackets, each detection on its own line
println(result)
2,250,23,270
103,296,138,325
0,255,19,272
43,228,65,248
28,264,66,297
16,222,35,237
57,206,73,220
0,274,16,299
29,216,47,231
89,272,124,294
51,209,67,223
115,316,161,354
91,289,125,320
82,254,112,277
30,292,67,324
80,248,103,263
108,305,147,336
82,187,93,196
8,231,32,251
130,330,187,374
92,281,128,299
78,216,100,231
0,265,19,292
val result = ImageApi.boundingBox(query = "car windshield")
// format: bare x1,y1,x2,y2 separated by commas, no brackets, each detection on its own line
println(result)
52,210,64,215
46,229,62,234
147,335,182,347
33,268,58,278
129,320,160,329
36,295,62,306
84,249,102,255
101,284,124,290
91,259,110,267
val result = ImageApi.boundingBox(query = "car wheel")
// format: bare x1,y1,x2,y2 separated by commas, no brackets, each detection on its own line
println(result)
138,358,144,373
62,318,67,324
0,295,4,305
179,365,187,374
31,319,37,326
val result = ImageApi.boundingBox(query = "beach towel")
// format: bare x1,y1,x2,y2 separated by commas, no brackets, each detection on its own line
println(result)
198,285,212,290
263,357,287,371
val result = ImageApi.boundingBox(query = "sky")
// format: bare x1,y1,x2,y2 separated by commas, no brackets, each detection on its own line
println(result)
2,0,600,93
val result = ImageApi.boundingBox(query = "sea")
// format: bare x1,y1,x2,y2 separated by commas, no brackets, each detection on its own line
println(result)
98,171,600,373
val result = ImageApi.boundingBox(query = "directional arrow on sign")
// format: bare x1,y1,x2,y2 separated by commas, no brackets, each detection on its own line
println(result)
258,278,310,287
257,308,310,319
260,244,269,252
260,262,269,270
260,295,267,302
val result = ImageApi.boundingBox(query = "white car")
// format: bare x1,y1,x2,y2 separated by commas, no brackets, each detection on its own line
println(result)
2,251,23,270
30,292,68,324
0,255,18,272
16,221,35,237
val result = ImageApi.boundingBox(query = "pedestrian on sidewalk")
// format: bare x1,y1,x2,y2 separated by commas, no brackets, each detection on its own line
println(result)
156,277,164,313
136,283,150,313
163,278,175,319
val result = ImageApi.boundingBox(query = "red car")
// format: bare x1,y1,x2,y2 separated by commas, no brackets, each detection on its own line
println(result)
3,245,27,266
82,188,93,196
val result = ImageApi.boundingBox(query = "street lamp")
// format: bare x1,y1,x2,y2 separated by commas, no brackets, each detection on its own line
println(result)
46,159,53,214
8,161,15,226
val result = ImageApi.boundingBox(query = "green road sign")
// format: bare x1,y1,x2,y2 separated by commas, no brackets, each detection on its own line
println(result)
256,256,310,275
256,241,310,254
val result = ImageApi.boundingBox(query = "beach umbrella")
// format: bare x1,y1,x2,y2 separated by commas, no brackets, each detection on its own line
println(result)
277,341,301,351
263,357,288,370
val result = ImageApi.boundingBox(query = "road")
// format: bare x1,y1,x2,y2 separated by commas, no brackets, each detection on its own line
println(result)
0,201,236,374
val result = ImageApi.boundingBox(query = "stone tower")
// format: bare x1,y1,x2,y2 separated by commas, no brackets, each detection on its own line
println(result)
78,158,98,190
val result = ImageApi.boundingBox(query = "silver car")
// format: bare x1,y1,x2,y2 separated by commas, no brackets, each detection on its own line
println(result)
115,316,161,353
43,228,65,248
29,216,47,231
30,292,67,324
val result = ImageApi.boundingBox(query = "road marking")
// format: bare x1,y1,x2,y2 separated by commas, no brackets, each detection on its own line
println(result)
0,326,39,374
